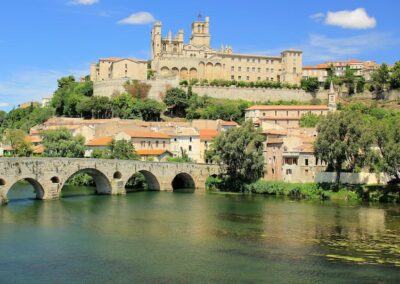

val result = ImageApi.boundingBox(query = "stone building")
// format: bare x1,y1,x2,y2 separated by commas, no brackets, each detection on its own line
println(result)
90,57,147,82
151,16,303,85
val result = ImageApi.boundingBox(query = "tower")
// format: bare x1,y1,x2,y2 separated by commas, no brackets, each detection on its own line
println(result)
280,50,303,85
189,16,211,47
328,81,337,112
151,21,162,59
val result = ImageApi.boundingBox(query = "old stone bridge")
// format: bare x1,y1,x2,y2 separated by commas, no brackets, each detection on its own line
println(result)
0,158,221,205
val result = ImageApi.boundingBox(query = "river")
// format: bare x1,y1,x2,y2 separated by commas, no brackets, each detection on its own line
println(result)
1,183,400,283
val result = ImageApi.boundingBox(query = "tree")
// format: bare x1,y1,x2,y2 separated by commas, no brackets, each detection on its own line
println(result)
164,87,190,117
206,121,264,191
2,129,33,157
0,106,54,133
389,61,400,90
124,80,151,99
344,66,356,95
356,76,366,93
373,116,400,181
300,113,321,128
371,63,390,98
135,99,164,121
315,111,373,184
42,128,85,158
108,139,139,160
167,149,192,163
301,77,319,93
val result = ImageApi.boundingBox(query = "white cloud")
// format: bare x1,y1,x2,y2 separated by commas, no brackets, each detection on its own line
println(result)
0,67,88,111
310,12,324,21
242,32,398,64
118,12,156,25
325,8,376,29
69,0,99,5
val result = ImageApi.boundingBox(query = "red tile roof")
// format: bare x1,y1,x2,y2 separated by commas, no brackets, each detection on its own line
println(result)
86,137,113,146
219,120,238,126
199,129,219,140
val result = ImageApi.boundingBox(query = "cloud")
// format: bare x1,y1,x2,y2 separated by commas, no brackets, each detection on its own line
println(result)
118,12,156,25
310,12,324,21
69,0,99,5
242,32,398,64
325,8,376,29
0,67,88,111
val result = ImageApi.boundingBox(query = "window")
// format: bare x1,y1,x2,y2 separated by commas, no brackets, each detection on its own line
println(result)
156,141,159,147
305,159,309,166
247,67,250,72
231,75,235,80
238,67,242,72
190,137,192,142
163,141,166,148
252,67,255,72
246,76,249,81
286,169,292,175
238,76,242,80
174,138,177,142
257,77,261,81
148,141,151,147
189,145,192,152
231,66,234,71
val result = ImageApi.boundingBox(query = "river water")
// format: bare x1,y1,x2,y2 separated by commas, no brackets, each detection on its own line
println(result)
1,183,400,283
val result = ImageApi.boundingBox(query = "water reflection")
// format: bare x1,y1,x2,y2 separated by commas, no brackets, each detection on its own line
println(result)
0,185,400,283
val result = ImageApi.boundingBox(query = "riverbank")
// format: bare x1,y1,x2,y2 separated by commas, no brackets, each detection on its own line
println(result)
208,179,400,203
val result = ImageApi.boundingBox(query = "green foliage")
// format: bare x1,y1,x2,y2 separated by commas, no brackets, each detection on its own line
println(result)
371,63,390,98
300,113,321,128
66,173,95,186
344,66,356,95
0,106,54,133
108,139,139,160
389,61,400,90
166,149,192,163
164,87,191,117
301,77,319,93
315,111,374,183
206,121,264,191
2,129,33,157
125,172,148,192
42,128,85,158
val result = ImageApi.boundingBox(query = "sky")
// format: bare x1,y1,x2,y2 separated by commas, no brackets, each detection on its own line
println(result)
0,0,399,111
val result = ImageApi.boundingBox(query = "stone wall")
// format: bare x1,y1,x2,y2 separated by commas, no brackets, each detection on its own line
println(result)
315,172,389,185
93,79,127,97
191,86,327,102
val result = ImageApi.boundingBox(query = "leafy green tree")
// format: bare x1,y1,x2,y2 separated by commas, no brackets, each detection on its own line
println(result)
300,113,321,128
110,93,137,119
2,129,33,157
164,87,190,117
356,76,366,93
0,106,54,133
389,61,400,90
301,77,319,93
373,115,400,180
108,139,139,160
344,66,356,95
42,128,85,158
206,121,264,191
315,111,373,184
135,99,164,121
371,63,390,98
167,149,192,163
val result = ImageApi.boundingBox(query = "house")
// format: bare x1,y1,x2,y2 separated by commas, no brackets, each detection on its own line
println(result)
199,129,219,163
136,149,173,162
85,137,113,157
115,131,171,152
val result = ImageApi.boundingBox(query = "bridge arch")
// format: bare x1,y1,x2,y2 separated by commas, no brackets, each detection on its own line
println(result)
1,177,45,204
172,172,196,192
62,168,112,195
125,170,160,192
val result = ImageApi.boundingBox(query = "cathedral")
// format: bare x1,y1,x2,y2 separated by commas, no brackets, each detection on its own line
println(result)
151,16,303,85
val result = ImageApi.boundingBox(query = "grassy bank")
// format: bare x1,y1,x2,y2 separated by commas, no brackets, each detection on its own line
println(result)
207,178,400,203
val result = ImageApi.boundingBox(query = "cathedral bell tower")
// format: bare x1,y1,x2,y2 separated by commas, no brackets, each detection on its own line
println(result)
189,15,211,48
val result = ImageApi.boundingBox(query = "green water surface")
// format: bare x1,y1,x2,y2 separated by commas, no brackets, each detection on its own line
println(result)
0,183,400,283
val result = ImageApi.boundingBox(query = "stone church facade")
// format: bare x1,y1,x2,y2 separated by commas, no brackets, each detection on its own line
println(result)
151,16,303,85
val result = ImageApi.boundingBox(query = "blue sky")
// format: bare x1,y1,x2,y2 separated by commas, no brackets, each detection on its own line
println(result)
0,0,399,110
